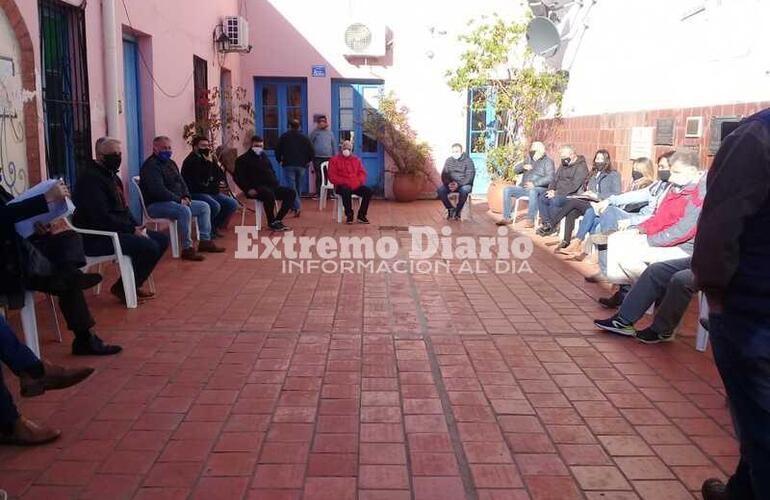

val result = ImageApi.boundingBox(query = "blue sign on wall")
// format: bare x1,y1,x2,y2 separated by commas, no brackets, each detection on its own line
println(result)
311,65,326,78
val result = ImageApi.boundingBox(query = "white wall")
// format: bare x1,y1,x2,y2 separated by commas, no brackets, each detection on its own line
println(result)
0,8,28,194
560,0,770,117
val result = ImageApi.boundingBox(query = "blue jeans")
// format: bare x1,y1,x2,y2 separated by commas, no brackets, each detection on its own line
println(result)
576,207,599,240
192,193,238,230
538,195,568,225
710,310,770,499
0,317,42,428
598,206,631,233
437,184,472,213
502,186,546,222
84,231,169,288
283,166,305,210
147,200,211,249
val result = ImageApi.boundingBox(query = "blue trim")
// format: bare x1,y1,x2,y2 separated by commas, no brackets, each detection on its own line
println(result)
122,38,143,220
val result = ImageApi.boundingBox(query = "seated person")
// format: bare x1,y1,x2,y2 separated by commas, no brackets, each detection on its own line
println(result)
181,136,238,237
1,182,121,355
599,150,706,306
329,140,373,224
564,156,659,260
497,141,554,227
594,258,694,344
0,316,94,445
234,135,295,231
73,137,169,305
536,144,589,233
543,149,622,248
139,136,224,261
437,143,475,220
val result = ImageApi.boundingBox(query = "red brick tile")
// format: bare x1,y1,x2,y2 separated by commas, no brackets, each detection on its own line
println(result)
470,464,523,488
558,444,612,466
547,425,597,444
498,416,544,433
303,477,356,500
477,490,530,500
204,452,258,476
214,432,264,453
515,454,569,476
408,433,453,452
273,406,318,423
99,450,159,475
266,423,314,442
457,423,503,442
80,474,141,499
598,435,654,456
361,423,404,443
505,433,556,453
571,466,631,490
636,426,690,445
412,476,466,500
410,452,459,476
672,465,726,490
317,415,358,433
359,465,409,489
190,477,249,500
313,434,358,453
251,464,306,489
143,462,202,487
307,453,358,477
361,407,401,423
525,476,583,500
463,442,513,464
614,457,674,480
359,491,411,500
159,440,213,462
37,461,98,486
632,480,693,500
259,442,310,463
653,445,712,466
360,443,407,464
403,399,443,414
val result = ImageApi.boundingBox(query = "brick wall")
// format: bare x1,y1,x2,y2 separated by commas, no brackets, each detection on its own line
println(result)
535,101,770,185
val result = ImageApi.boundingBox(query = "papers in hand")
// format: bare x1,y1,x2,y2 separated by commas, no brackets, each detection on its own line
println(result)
9,179,75,238
568,192,600,202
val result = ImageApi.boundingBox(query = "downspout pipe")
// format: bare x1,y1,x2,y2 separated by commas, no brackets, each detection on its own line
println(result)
102,0,120,136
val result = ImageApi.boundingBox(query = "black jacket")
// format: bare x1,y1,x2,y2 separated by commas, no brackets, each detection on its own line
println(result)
0,186,49,296
549,155,589,196
586,170,622,200
73,160,138,234
514,154,555,188
139,154,190,205
441,153,476,186
235,149,279,192
275,130,314,168
181,152,225,195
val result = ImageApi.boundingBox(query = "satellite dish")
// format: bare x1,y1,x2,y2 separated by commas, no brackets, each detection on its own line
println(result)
526,16,562,57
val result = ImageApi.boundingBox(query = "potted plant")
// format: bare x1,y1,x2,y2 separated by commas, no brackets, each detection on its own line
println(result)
365,92,431,202
182,86,255,147
486,142,523,213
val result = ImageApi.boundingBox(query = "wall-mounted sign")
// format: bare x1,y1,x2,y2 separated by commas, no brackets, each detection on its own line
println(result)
311,65,326,77
654,118,674,146
708,116,740,155
629,126,654,160
685,116,703,138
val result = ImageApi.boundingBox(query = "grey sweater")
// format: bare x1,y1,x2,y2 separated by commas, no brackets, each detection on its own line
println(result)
309,128,337,158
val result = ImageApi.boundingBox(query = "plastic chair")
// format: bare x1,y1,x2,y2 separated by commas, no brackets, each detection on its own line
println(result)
512,196,529,223
320,165,361,223
318,161,333,210
695,291,709,352
131,176,181,258
559,216,583,241
1,292,61,357
240,199,265,230
447,192,473,221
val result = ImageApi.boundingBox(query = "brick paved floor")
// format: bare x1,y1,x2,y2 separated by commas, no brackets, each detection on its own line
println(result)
0,200,733,499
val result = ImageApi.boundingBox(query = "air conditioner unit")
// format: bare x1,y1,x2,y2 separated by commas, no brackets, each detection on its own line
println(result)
342,21,387,58
223,16,250,52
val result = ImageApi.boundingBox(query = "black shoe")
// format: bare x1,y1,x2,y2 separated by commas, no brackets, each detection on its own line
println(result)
74,272,103,291
446,209,455,220
453,213,462,221
72,333,122,356
536,224,555,236
357,216,370,224
701,478,728,500
553,241,569,253
598,290,624,309
345,214,354,224
269,221,288,231
636,327,674,344
594,315,636,337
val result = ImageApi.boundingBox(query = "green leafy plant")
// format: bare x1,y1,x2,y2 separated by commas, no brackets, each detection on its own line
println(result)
446,14,568,181
364,91,431,178
183,86,255,146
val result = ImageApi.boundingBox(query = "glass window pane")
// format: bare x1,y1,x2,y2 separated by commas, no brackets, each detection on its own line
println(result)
288,85,302,107
471,88,487,111
362,132,378,153
264,129,279,150
262,85,277,106
471,132,487,153
286,107,303,126
472,110,488,132
339,109,354,130
263,106,278,128
339,86,354,108
362,87,381,110
339,130,352,143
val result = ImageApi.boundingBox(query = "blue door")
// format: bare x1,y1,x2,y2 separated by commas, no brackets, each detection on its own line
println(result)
122,37,143,220
254,78,308,190
332,80,385,196
467,87,498,195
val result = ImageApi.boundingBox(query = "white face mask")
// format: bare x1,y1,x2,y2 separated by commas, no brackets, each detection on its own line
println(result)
342,150,351,157
451,152,462,160
252,147,263,155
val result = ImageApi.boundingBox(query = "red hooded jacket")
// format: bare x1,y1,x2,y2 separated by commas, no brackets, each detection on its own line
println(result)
329,153,367,190
638,173,707,247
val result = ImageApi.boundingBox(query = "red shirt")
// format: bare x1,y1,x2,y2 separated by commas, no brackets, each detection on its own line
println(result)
328,153,367,190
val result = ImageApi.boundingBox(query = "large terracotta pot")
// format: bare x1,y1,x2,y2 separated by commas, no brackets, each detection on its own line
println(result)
487,180,516,214
392,173,422,202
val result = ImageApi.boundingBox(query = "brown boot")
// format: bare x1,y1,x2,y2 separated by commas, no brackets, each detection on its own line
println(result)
181,248,205,261
0,416,61,446
559,238,583,256
19,360,94,398
198,240,225,253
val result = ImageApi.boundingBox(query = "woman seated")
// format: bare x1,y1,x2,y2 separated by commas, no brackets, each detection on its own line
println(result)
537,150,621,249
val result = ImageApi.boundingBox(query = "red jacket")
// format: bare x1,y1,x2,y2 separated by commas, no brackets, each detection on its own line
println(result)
329,154,367,190
638,173,707,247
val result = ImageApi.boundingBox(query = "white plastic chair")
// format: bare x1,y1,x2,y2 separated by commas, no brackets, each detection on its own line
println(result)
1,292,63,357
559,216,583,241
318,161,332,210
448,192,473,221
512,196,529,223
320,165,361,223
131,176,182,258
695,291,709,352
240,199,265,230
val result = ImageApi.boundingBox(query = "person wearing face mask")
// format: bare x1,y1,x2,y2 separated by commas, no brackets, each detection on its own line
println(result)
496,141,554,227
437,143,476,220
536,144,589,234
328,140,373,224
181,136,238,238
309,115,337,199
140,136,225,261
234,135,296,231
73,137,169,305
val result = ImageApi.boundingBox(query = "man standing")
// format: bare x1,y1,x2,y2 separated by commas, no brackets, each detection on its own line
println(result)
536,144,588,234
437,143,475,220
181,136,238,237
234,135,295,231
140,136,224,261
276,119,314,216
74,137,169,305
309,115,337,198
328,140,372,224
692,108,770,500
497,141,555,227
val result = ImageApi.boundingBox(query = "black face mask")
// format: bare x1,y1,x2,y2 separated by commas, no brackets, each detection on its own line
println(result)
199,148,211,157
593,161,606,170
560,158,571,167
102,153,122,173
658,169,671,182
632,170,644,181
